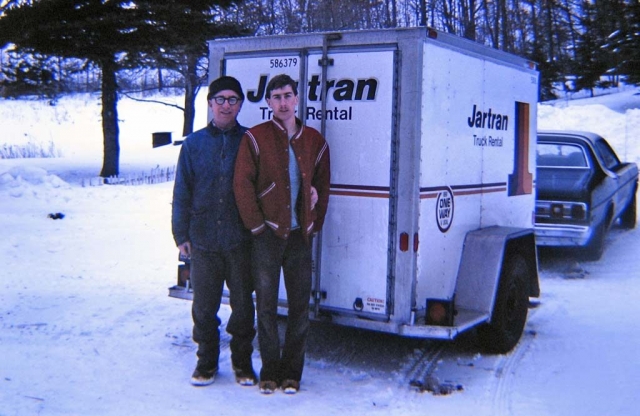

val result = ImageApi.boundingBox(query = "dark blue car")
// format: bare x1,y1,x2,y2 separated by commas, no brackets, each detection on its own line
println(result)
535,130,638,259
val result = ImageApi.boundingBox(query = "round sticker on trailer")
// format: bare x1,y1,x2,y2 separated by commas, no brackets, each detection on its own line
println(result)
436,187,454,233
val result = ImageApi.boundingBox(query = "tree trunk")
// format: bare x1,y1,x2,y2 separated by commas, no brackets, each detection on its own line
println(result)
462,0,477,41
99,57,120,178
182,53,199,137
419,0,427,26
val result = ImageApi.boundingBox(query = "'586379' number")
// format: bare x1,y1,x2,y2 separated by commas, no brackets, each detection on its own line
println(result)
270,58,298,68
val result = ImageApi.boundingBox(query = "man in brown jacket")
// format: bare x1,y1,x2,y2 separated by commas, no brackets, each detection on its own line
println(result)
233,74,330,395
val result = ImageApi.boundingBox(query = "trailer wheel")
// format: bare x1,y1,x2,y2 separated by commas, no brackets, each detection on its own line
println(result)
478,253,529,354
619,192,636,229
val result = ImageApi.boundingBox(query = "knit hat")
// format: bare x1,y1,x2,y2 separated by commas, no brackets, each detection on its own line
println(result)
207,76,245,101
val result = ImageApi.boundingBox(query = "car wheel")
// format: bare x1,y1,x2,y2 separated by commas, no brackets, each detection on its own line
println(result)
477,252,529,354
583,220,606,260
619,192,636,229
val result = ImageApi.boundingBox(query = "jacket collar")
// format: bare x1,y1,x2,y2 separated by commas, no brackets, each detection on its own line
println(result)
207,120,244,136
271,117,304,141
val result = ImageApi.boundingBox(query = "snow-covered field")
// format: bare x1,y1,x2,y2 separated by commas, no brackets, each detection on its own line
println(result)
1,86,639,416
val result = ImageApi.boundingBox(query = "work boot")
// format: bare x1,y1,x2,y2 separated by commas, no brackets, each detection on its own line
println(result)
233,365,258,386
281,379,300,394
190,365,218,386
259,380,278,394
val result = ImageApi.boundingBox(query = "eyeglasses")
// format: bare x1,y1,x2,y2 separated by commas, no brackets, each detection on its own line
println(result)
212,96,241,105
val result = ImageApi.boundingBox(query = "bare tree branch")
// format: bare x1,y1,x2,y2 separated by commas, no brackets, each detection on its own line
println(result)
120,91,185,111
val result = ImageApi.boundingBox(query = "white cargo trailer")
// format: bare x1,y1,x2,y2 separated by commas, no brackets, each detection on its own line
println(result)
171,27,540,353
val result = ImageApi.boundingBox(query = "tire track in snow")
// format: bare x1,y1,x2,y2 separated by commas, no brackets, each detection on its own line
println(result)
490,328,536,415
403,341,446,391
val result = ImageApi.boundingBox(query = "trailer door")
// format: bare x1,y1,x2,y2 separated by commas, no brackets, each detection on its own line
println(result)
308,47,396,319
224,46,397,319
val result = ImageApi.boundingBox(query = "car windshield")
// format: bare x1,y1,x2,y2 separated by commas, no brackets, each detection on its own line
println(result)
537,143,588,168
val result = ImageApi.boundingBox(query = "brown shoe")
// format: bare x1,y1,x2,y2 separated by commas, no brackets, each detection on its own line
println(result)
281,379,300,394
233,366,258,386
190,366,217,386
259,380,278,394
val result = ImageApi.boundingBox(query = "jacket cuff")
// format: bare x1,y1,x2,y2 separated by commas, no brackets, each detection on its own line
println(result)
251,223,266,235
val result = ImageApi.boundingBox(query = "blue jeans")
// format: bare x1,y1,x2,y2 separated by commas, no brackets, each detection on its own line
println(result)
252,228,312,382
190,243,255,371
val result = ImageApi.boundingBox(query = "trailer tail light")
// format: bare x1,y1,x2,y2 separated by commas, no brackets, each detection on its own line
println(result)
400,232,409,251
426,299,454,326
178,264,190,287
177,253,191,287
169,253,193,300
427,28,438,39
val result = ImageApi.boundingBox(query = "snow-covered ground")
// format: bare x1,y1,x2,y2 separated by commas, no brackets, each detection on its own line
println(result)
1,86,639,416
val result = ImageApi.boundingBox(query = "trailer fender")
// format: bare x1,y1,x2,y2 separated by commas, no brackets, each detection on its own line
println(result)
454,226,538,319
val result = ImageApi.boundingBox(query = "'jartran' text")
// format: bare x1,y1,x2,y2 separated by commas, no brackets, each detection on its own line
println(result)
248,74,378,121
467,104,508,130
247,74,378,103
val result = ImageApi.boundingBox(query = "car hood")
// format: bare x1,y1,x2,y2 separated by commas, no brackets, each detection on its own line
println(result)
536,168,593,201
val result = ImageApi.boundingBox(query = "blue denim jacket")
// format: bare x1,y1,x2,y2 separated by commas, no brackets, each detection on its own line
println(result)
172,122,250,252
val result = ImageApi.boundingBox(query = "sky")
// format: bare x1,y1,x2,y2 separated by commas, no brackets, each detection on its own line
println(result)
0,84,639,416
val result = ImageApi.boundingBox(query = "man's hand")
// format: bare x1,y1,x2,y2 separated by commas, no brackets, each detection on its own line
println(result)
310,186,318,210
178,241,192,258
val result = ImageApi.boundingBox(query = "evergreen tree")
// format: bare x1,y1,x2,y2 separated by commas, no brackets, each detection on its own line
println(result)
573,1,608,96
572,0,627,95
604,0,640,85
0,0,244,177
136,2,248,137
0,52,58,97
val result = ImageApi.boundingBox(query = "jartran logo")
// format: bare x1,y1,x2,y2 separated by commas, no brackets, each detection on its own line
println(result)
436,187,454,233
246,74,379,103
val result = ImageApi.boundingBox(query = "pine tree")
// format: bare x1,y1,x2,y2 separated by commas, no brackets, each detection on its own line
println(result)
573,1,611,96
604,0,640,85
0,0,244,177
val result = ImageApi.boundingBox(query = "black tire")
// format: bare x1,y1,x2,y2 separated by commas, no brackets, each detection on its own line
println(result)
583,220,606,260
477,253,529,354
619,192,637,229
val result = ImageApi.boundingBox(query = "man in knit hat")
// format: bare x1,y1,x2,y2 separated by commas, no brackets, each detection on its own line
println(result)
172,76,257,387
